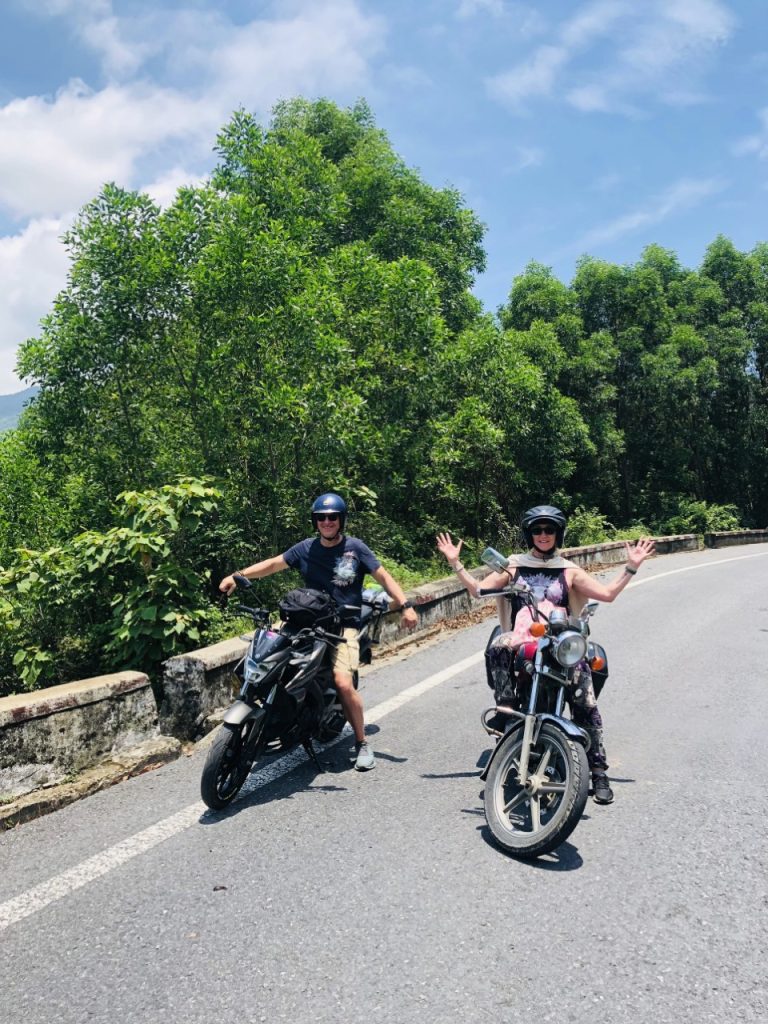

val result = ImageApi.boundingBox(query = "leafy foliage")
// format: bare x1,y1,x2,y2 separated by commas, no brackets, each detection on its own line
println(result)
0,479,223,695
0,99,764,695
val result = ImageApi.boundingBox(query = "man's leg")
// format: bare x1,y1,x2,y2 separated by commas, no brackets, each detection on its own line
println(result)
332,630,374,771
333,669,365,742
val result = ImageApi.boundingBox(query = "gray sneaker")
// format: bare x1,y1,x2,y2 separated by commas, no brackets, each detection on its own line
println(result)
354,740,375,772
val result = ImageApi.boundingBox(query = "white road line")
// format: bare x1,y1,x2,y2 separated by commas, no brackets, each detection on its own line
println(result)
0,650,484,932
2,549,765,932
626,549,768,588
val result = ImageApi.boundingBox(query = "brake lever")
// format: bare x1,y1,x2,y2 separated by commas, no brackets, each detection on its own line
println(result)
315,627,347,643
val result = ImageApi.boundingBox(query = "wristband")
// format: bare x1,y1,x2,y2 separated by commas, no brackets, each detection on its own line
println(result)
400,600,414,610
624,566,637,576
451,562,465,572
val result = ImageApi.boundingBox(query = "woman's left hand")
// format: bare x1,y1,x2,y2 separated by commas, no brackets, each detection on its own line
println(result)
625,537,655,571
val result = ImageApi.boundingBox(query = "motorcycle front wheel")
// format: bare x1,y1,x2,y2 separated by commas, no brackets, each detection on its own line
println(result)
200,714,265,810
484,722,589,859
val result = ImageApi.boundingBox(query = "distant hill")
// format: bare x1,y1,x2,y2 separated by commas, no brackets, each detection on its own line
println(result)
0,387,39,432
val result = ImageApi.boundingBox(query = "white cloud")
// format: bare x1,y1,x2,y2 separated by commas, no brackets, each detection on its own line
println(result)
455,0,545,38
734,108,768,160
0,0,387,389
487,0,735,114
559,0,628,49
488,45,567,105
568,177,725,250
0,79,210,220
140,167,205,209
506,145,544,172
457,0,505,17
205,3,384,113
0,217,70,391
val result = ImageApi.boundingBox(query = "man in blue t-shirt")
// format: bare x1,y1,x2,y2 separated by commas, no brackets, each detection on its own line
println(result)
219,492,418,771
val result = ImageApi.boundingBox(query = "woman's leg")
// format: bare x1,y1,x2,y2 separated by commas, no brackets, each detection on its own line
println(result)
570,663,613,803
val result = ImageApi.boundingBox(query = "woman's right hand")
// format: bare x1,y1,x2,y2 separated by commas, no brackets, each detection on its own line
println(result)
436,532,463,565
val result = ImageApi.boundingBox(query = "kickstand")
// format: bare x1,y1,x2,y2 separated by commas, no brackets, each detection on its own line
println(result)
303,738,325,772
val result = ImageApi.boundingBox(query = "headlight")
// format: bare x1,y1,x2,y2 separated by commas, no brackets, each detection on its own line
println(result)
553,630,587,667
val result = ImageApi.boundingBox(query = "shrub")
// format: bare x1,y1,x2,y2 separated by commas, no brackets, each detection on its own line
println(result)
658,497,741,535
0,478,222,696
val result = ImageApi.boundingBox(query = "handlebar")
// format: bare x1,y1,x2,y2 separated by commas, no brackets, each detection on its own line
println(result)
289,625,348,647
477,582,530,597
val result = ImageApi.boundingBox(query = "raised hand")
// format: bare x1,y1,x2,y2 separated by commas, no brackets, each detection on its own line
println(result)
625,537,655,571
436,531,463,565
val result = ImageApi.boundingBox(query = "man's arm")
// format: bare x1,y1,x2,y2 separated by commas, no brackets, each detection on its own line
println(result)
371,565,419,630
219,555,289,595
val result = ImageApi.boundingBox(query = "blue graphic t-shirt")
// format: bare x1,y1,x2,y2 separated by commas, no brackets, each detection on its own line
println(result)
282,536,381,625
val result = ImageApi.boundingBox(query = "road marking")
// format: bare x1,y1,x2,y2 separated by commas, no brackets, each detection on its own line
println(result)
0,650,484,933
2,549,765,932
626,549,768,588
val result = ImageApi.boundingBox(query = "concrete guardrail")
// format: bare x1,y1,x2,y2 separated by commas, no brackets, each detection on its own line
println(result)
1,529,763,825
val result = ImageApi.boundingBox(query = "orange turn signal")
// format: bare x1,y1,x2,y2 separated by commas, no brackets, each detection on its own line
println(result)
590,655,606,671
530,622,546,637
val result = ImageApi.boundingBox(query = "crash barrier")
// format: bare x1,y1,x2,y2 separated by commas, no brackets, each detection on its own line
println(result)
703,527,768,548
0,529,761,820
0,672,179,805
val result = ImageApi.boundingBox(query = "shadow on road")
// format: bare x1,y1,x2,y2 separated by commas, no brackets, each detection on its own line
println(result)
197,723,400,825
477,824,584,870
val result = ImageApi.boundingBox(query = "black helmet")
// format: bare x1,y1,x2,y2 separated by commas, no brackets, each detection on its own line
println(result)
311,492,347,529
521,504,567,549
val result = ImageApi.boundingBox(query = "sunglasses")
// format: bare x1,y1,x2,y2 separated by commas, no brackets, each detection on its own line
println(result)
531,525,556,536
316,513,340,522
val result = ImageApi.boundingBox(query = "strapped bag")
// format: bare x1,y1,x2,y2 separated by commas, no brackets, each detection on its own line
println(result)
278,588,338,629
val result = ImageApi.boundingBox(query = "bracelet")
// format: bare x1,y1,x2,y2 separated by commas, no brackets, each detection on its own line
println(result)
451,562,465,573
624,566,637,576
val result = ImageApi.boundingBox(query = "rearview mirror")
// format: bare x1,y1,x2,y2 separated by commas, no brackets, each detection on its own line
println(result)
480,547,510,573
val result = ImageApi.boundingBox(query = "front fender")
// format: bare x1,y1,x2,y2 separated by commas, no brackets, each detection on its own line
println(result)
536,714,590,749
222,700,260,727
479,715,589,781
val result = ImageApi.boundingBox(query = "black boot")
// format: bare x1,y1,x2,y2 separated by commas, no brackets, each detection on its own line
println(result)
592,772,614,804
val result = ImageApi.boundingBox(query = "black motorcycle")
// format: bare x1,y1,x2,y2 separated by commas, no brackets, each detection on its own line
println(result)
200,575,389,810
478,548,609,858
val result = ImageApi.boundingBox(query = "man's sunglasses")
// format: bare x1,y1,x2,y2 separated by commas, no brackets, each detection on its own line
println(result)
316,513,340,522
531,525,556,536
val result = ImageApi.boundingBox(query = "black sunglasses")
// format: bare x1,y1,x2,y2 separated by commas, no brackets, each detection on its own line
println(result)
531,525,556,536
316,513,340,522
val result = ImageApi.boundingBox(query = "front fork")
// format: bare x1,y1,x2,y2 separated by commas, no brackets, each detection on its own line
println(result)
513,655,572,787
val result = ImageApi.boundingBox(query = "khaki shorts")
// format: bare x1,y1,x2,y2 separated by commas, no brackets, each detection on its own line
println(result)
331,627,360,676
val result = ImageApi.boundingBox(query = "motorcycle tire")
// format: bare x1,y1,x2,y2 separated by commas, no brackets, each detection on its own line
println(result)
200,715,265,810
484,722,589,859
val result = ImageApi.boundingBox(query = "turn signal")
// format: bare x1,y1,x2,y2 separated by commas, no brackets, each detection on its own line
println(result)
590,654,606,671
530,622,546,637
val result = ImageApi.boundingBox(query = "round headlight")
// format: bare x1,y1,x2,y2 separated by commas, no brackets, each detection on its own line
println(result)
553,630,587,668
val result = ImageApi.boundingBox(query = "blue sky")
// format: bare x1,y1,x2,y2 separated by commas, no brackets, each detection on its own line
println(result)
0,0,766,392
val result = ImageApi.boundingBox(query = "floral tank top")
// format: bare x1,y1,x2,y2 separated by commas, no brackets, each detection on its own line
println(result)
500,566,570,649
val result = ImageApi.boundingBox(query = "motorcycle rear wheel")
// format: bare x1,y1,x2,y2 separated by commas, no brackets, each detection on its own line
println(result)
484,722,589,858
200,715,264,810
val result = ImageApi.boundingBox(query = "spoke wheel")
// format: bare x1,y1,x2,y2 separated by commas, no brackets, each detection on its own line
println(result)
484,722,589,858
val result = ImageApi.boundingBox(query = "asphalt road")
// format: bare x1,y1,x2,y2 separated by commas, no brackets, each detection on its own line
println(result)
1,545,767,1024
